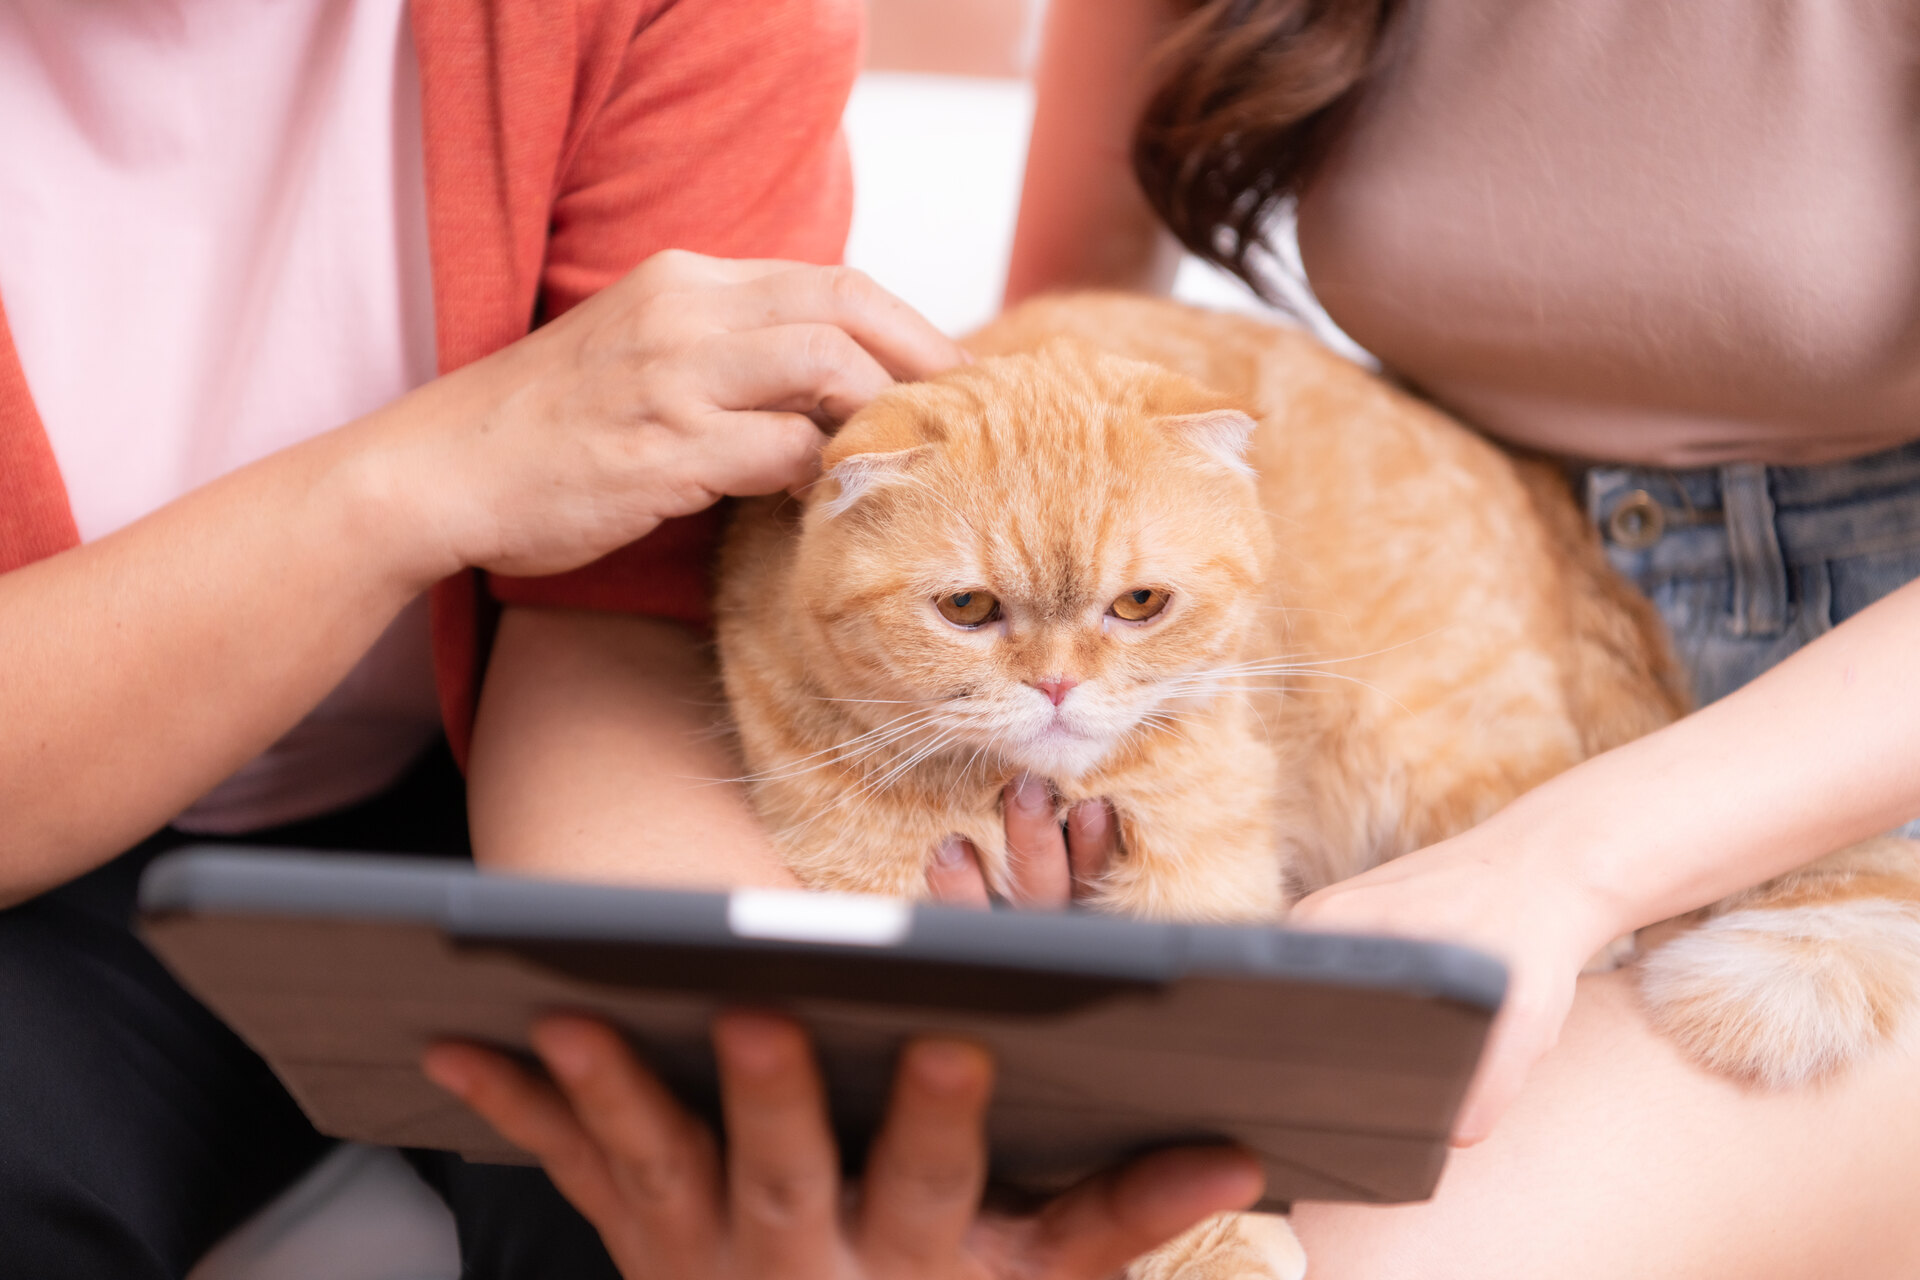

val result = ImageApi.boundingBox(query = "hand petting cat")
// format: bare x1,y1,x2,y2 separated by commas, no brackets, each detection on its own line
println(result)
386,248,968,583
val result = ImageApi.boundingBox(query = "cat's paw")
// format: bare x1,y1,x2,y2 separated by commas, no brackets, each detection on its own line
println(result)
1639,897,1920,1087
1125,1212,1305,1280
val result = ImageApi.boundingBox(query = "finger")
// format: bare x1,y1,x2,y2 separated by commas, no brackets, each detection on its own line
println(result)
1003,777,1071,909
711,266,969,382
1449,979,1561,1146
691,324,894,424
857,1038,993,1269
674,408,828,501
1016,1146,1266,1280
1065,802,1118,901
713,1011,843,1276
928,836,994,907
531,1016,723,1263
420,1042,628,1235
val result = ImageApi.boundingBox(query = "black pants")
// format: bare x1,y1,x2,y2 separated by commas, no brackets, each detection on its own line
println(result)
0,744,620,1279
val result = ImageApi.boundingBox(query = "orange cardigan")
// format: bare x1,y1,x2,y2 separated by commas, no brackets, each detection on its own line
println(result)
0,0,860,761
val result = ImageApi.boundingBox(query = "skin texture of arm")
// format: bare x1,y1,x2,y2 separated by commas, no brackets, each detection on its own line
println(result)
468,608,797,889
1002,0,1182,305
0,408,444,905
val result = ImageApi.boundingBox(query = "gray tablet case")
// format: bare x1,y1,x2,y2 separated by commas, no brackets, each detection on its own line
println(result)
138,847,1505,1211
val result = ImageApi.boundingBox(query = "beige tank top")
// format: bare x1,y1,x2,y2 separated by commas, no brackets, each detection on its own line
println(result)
1295,0,1920,466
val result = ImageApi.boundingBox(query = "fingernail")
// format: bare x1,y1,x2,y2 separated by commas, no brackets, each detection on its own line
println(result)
1451,1121,1489,1148
1010,775,1048,814
907,1039,991,1094
936,836,968,867
714,1011,797,1075
539,1034,594,1085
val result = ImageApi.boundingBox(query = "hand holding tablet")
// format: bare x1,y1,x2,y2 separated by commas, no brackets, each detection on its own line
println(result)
425,1010,1266,1280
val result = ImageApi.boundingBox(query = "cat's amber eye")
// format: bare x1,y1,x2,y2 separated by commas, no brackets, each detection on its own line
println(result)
936,590,1001,627
1109,587,1170,622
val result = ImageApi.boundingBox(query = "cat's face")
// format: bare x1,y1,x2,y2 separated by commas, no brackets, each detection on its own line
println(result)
788,346,1271,781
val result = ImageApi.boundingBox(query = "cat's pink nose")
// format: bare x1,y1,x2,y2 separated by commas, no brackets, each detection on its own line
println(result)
1033,676,1079,706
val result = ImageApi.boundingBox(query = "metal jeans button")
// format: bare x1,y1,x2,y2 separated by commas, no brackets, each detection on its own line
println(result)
1607,489,1666,549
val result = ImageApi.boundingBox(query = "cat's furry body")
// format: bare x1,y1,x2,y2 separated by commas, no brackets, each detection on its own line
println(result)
720,291,1692,908
716,294,1920,1276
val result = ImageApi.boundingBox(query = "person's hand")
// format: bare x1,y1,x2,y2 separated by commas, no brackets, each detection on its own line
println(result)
423,1013,1263,1280
371,250,966,581
1287,823,1622,1146
926,777,1119,908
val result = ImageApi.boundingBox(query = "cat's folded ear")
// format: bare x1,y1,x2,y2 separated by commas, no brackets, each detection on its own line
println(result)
1160,409,1257,476
814,446,934,518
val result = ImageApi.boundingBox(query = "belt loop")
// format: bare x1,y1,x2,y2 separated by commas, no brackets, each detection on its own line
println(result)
1583,465,1620,526
1720,462,1788,637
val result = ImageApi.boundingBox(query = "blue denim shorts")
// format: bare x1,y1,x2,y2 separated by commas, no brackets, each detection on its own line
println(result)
1584,439,1920,837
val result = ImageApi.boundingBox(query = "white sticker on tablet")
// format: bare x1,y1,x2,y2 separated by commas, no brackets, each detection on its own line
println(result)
727,890,911,947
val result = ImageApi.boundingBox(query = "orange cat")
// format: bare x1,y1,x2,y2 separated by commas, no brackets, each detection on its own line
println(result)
718,291,1687,916
714,292,1920,1278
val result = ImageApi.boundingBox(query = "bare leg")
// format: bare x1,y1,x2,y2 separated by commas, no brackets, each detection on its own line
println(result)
1292,970,1920,1279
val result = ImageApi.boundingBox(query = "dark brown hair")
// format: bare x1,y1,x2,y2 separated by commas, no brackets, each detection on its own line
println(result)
1133,0,1396,302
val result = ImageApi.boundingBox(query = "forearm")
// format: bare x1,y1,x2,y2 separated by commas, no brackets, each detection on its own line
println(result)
0,406,450,901
0,251,960,902
1498,574,1920,933
467,607,794,889
1002,0,1182,304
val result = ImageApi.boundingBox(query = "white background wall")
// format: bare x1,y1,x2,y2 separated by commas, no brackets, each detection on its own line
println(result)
841,71,1276,338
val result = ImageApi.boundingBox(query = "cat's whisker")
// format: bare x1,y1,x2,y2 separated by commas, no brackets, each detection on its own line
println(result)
1156,676,1350,704
1200,631,1451,677
1153,651,1421,714
1124,713,1191,745
809,694,945,706
712,708,950,787
945,740,999,806
822,730,955,806
761,724,952,784
888,721,987,787
721,731,924,786
1227,687,1278,742
799,705,947,751
1167,661,1325,683
1223,671,1410,706
855,725,972,801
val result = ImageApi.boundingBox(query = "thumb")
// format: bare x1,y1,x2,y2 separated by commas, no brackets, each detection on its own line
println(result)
1014,1147,1265,1280
1448,974,1570,1146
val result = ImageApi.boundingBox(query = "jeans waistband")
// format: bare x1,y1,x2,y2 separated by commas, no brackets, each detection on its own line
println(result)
1582,437,1920,638
1584,438,1920,516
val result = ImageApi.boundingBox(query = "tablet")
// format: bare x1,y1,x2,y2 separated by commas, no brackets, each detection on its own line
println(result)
136,847,1504,1211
